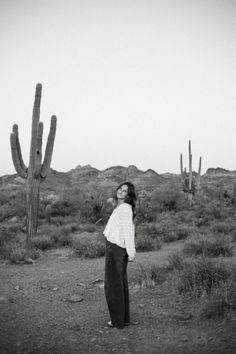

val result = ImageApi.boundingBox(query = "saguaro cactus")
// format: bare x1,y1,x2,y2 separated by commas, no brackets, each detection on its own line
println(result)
45,204,52,223
180,140,202,207
10,83,57,249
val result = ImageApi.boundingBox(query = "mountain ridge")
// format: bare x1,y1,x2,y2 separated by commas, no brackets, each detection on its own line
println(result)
1,165,236,192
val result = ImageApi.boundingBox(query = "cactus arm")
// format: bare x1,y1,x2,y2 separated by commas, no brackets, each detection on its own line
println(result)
12,124,27,173
34,122,44,177
41,115,57,178
196,156,202,189
198,156,202,176
189,153,192,191
180,153,184,177
10,132,27,178
29,83,42,175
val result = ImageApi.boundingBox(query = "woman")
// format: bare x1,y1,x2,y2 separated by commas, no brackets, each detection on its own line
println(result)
103,181,136,329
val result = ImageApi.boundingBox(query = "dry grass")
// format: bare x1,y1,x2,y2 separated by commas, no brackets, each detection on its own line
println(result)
70,232,105,258
174,257,232,297
183,233,233,257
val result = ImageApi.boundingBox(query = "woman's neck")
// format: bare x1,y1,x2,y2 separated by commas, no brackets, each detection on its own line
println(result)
117,200,125,206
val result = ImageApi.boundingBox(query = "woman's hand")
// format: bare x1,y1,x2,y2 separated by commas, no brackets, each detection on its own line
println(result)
128,255,135,262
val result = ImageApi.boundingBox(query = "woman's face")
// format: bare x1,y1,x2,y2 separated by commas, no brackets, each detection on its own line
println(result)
117,184,128,201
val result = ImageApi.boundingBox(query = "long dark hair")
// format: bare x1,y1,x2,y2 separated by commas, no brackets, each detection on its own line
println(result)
115,181,137,220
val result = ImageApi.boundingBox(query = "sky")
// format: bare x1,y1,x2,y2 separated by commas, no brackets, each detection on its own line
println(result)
1,0,236,176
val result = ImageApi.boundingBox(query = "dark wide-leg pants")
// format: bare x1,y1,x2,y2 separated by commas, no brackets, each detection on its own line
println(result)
104,239,130,329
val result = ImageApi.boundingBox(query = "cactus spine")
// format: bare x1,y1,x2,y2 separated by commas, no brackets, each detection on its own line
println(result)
180,140,202,207
10,83,57,249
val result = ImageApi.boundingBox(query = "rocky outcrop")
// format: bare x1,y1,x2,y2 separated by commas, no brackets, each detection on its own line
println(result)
206,167,233,175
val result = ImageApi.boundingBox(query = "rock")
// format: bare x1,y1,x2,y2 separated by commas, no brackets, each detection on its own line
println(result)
76,282,86,287
41,284,47,289
92,279,104,285
173,313,192,321
130,284,141,293
138,304,145,308
69,324,81,332
181,337,189,342
66,294,84,303
24,258,36,265
52,287,59,291
14,285,21,291
0,296,7,303
92,279,104,288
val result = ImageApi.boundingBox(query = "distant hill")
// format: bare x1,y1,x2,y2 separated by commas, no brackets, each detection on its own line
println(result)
1,165,236,194
206,167,236,176
0,164,167,193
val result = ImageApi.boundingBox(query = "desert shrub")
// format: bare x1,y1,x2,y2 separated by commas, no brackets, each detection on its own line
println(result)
135,224,162,252
71,232,105,258
134,263,168,287
167,252,185,270
50,226,72,246
135,233,162,252
135,233,153,252
183,234,233,257
32,235,54,250
150,182,188,213
50,216,68,226
51,198,73,217
175,257,231,296
155,213,179,242
0,189,9,205
0,221,26,259
136,199,156,223
136,223,157,238
194,200,222,226
3,243,40,263
176,224,192,240
0,225,15,248
199,275,236,318
78,223,97,233
37,223,73,247
176,210,195,224
210,220,236,235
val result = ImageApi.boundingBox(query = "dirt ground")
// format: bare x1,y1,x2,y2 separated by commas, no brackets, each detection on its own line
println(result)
0,241,236,354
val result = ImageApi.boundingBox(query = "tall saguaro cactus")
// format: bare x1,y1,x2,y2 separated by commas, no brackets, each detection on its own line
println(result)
10,83,57,249
180,140,202,207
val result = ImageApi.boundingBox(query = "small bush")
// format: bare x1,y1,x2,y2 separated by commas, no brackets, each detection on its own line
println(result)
135,233,162,252
155,213,179,243
167,252,185,270
194,201,222,225
175,257,231,296
51,216,68,226
135,224,162,252
50,227,72,246
135,263,168,287
135,233,154,252
176,224,191,240
150,183,187,213
71,232,105,258
183,234,233,257
210,220,236,235
32,235,54,250
5,244,40,263
78,223,97,233
199,275,236,318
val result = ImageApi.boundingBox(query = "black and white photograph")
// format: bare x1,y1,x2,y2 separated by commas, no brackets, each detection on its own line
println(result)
0,0,236,353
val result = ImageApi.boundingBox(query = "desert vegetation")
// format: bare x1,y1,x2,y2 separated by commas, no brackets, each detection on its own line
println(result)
0,163,236,325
